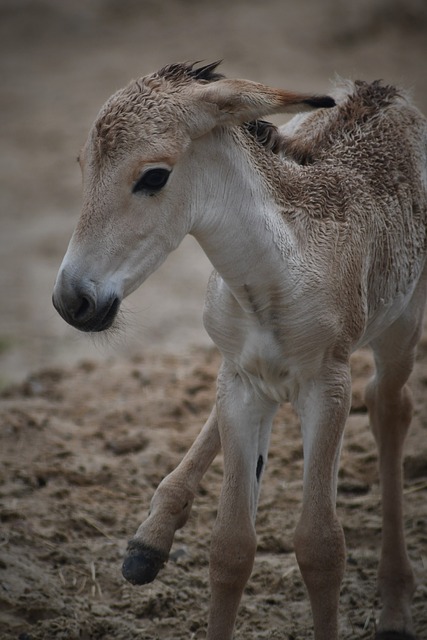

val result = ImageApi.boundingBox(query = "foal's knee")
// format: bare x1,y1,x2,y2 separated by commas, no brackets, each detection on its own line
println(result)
294,512,346,596
209,519,257,592
365,378,413,446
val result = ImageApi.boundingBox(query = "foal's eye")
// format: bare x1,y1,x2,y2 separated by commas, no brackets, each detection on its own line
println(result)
132,168,171,194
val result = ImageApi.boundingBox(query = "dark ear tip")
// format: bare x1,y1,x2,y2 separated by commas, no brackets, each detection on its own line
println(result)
304,95,336,109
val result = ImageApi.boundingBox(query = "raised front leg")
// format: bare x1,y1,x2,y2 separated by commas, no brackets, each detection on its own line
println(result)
293,360,351,640
122,406,220,584
207,363,278,640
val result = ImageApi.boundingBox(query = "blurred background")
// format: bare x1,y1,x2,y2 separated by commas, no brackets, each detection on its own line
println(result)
1,0,426,385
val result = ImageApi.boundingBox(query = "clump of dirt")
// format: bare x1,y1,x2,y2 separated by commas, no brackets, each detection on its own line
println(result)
0,346,426,639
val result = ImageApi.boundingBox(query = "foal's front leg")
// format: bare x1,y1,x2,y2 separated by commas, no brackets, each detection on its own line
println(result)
207,363,278,640
293,361,351,640
122,406,220,584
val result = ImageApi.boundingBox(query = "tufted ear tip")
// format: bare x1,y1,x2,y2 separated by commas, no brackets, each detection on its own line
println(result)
277,90,336,112
303,95,336,109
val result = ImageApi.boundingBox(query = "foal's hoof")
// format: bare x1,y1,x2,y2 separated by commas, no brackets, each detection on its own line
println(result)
122,540,168,585
375,632,416,640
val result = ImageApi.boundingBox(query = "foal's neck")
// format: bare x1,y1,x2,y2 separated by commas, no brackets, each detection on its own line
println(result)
191,127,291,310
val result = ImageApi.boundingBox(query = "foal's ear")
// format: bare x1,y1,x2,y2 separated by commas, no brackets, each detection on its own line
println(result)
191,78,335,132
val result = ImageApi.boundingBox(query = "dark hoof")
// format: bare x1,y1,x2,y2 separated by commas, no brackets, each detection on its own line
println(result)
375,632,416,640
122,540,168,585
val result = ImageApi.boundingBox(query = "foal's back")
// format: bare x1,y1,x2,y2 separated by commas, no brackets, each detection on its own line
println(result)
280,81,427,343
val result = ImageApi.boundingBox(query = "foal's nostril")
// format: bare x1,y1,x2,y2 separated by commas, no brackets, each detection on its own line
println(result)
74,295,92,321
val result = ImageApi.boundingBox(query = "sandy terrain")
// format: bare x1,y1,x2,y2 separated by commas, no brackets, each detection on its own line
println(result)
0,1,426,638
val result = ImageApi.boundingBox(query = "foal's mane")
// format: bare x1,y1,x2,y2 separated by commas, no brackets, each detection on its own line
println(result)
157,60,225,84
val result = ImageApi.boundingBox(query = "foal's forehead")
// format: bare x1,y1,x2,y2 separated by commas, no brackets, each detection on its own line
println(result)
88,62,222,164
91,81,181,162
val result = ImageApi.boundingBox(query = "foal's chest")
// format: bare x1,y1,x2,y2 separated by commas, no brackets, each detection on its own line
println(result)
203,276,304,404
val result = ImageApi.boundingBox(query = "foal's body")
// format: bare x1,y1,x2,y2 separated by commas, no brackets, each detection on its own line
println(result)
52,64,427,639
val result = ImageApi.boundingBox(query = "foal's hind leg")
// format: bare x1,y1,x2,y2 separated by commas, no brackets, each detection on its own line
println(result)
365,282,426,639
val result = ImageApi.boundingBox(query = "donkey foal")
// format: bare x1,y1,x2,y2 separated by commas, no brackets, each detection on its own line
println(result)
52,62,427,639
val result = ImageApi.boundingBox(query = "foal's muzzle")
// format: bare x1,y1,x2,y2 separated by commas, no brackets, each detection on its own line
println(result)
52,271,121,332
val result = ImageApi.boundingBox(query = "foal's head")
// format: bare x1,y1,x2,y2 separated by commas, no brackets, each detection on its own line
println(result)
53,62,334,332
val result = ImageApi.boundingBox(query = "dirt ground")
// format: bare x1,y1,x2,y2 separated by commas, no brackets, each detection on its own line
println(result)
0,1,427,639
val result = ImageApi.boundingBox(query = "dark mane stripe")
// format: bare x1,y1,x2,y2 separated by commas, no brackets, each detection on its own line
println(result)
244,120,285,155
158,60,224,84
190,60,224,83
